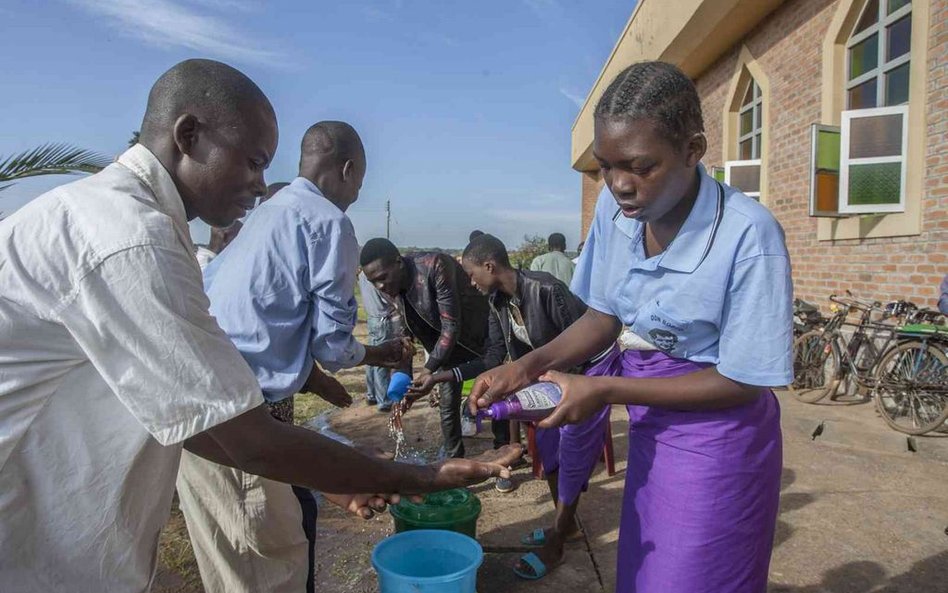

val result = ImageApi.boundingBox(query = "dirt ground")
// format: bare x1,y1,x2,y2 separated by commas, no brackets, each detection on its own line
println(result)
153,320,948,593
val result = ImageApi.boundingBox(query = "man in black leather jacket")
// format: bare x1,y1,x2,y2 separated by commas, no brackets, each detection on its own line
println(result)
360,238,509,459
407,234,618,580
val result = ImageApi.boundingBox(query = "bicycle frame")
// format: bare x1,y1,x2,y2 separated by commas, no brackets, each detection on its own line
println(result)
826,295,902,390
882,328,948,391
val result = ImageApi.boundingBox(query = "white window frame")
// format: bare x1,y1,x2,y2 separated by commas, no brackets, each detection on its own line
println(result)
724,159,762,200
839,104,908,214
737,80,763,160
845,0,912,109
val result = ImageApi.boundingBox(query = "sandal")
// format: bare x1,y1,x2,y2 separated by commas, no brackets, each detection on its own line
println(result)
513,552,549,580
521,527,584,547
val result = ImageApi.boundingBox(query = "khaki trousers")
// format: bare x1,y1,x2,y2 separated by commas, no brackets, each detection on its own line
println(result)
176,450,310,593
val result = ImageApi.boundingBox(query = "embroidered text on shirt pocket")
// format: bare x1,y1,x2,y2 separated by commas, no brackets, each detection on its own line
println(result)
636,302,693,357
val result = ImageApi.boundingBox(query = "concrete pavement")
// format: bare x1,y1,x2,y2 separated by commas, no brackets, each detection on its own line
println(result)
314,388,948,592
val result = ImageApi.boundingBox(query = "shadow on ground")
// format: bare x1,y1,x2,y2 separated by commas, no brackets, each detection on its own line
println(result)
769,550,948,593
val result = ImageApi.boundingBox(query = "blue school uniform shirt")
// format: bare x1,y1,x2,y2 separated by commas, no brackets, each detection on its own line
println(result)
571,165,793,387
204,177,365,403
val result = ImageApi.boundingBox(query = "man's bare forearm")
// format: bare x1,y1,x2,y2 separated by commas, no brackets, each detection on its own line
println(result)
204,405,437,494
184,432,237,466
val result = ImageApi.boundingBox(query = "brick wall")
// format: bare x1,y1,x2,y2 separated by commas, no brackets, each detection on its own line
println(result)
695,0,947,310
580,170,604,239
578,0,946,309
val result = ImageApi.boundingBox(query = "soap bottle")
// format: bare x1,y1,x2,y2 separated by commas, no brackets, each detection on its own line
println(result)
475,382,563,423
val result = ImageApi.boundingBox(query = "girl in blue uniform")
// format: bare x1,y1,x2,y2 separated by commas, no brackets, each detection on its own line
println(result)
471,61,793,593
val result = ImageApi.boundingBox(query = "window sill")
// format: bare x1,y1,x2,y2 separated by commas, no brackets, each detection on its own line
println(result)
816,207,921,241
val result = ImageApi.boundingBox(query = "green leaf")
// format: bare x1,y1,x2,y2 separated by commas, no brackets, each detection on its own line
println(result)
0,143,112,190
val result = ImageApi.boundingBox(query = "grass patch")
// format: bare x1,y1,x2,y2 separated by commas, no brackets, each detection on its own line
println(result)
294,393,336,426
155,496,203,593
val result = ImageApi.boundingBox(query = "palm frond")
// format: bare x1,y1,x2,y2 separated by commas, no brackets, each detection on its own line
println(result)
0,143,112,184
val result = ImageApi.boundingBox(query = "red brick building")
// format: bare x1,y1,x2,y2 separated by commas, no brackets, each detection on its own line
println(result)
572,0,946,308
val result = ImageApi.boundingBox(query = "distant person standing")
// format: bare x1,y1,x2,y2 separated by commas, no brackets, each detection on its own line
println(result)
572,241,585,265
259,181,289,205
359,270,402,411
530,232,574,286
195,221,243,271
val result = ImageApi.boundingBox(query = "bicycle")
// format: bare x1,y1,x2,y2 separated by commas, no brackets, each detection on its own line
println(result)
791,294,909,404
872,318,948,435
792,293,948,434
793,298,826,338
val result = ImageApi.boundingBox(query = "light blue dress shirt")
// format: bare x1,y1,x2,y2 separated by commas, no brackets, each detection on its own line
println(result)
571,165,793,387
204,177,365,403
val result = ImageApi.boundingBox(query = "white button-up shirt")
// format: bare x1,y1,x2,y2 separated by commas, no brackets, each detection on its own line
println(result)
0,145,264,592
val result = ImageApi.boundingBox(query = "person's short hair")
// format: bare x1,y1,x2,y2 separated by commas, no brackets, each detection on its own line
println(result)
548,233,567,251
300,121,364,166
468,230,485,243
576,240,585,252
360,238,400,267
140,58,273,144
594,61,704,147
462,234,510,268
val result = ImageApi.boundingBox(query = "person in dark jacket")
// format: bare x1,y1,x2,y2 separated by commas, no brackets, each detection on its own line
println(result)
408,234,619,581
360,238,509,459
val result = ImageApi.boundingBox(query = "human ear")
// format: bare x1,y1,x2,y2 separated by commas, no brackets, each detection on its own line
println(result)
172,114,201,157
684,132,707,168
342,159,354,181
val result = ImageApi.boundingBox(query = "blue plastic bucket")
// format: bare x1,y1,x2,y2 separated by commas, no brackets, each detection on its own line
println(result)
371,529,482,593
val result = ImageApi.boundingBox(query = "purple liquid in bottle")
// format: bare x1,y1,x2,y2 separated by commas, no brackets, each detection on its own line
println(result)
479,382,563,422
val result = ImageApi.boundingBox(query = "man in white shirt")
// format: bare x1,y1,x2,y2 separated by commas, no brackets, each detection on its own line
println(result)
0,58,518,593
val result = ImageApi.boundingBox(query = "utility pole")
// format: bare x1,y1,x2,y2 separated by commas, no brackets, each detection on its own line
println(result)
385,200,391,239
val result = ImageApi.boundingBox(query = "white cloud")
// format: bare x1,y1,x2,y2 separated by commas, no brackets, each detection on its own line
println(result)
359,5,394,21
558,85,585,108
191,0,260,11
522,0,560,17
68,0,282,66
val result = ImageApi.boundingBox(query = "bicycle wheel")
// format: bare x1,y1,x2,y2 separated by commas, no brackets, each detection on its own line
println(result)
873,340,948,435
791,330,841,403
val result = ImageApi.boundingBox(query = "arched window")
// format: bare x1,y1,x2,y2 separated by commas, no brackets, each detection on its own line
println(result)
721,52,769,203
845,0,912,109
811,0,914,218
737,79,762,159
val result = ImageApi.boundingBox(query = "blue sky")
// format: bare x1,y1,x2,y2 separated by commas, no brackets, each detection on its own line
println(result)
0,0,632,249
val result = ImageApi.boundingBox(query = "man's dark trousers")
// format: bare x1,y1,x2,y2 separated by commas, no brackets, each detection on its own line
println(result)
439,378,510,458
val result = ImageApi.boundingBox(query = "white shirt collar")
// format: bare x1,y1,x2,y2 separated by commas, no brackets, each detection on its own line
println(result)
118,144,194,253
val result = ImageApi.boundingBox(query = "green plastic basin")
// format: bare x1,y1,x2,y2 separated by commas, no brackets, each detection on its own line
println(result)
390,488,481,538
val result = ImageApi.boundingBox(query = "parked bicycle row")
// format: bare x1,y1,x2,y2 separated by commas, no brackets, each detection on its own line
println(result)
791,292,948,436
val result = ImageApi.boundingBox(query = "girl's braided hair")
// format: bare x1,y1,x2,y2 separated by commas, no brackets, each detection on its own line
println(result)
595,61,704,147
